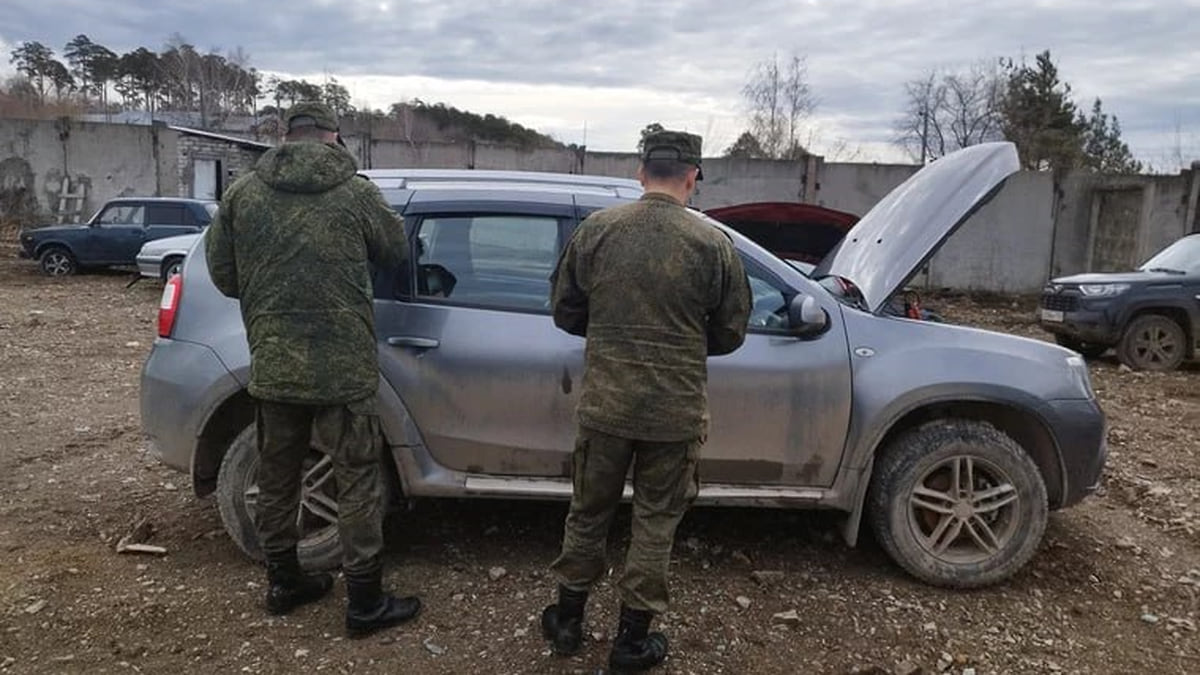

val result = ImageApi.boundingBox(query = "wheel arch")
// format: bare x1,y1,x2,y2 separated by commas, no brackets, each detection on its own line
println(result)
160,254,186,279
1121,306,1194,359
191,381,417,499
34,240,77,259
840,396,1065,546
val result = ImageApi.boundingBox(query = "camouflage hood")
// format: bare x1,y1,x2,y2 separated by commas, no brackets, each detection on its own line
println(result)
254,141,358,194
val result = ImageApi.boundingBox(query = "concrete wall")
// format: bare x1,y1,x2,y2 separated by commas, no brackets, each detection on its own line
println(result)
813,162,918,216
924,171,1057,292
5,117,1199,294
0,118,172,224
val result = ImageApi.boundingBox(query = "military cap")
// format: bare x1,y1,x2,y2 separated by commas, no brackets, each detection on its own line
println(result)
641,129,704,180
284,100,339,132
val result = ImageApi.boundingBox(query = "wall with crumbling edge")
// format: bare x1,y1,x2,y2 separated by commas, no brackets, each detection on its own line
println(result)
0,118,172,225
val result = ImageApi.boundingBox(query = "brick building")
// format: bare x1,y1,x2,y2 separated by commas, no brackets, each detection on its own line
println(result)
170,126,272,200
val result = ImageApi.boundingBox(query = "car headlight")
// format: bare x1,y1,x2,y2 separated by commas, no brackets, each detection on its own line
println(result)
1065,355,1095,399
1079,283,1129,297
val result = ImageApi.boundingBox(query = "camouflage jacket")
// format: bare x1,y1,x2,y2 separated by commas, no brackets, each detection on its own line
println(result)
205,140,407,405
550,192,752,442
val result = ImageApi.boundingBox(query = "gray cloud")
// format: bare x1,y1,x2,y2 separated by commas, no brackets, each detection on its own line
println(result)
2,0,1198,165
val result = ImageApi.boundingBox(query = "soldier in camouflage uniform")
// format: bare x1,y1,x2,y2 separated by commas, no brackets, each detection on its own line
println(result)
541,130,752,672
205,101,422,639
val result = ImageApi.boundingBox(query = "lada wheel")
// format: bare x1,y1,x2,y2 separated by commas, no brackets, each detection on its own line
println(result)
216,425,343,571
867,419,1048,588
39,247,77,276
1117,314,1185,372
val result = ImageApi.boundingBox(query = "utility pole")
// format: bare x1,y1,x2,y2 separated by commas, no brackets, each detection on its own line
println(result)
920,105,929,165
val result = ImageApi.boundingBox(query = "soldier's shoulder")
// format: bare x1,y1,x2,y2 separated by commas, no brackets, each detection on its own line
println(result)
219,169,264,204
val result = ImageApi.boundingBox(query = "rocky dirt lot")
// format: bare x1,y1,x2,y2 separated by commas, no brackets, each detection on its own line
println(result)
1,253,1198,675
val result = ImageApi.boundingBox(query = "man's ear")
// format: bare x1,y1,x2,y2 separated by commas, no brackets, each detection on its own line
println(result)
635,165,646,185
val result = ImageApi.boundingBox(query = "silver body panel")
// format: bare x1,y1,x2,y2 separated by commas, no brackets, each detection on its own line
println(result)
139,155,1104,527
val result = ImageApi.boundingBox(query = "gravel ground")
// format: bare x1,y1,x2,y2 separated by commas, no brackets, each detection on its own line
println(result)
1,255,1198,674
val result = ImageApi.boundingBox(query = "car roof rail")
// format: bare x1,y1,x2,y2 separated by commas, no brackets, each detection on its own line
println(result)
360,168,643,194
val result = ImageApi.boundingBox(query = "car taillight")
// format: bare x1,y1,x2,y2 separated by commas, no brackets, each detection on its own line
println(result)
158,274,182,338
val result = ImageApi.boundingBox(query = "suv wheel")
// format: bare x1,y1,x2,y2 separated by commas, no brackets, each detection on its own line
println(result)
39,247,77,276
1053,335,1108,359
1117,314,1185,372
868,419,1048,588
216,425,343,571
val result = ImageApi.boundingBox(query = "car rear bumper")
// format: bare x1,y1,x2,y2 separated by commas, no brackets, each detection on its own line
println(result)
139,337,240,474
1046,397,1108,508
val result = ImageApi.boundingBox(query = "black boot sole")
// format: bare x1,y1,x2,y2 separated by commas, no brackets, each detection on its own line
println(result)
265,578,334,616
346,600,423,639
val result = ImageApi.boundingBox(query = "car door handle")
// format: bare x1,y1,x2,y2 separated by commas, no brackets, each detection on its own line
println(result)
387,336,440,349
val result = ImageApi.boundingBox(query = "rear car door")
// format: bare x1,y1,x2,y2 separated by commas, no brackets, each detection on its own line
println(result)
145,203,199,243
373,193,584,477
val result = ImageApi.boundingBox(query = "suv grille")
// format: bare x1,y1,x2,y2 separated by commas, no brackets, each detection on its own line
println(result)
1041,293,1079,311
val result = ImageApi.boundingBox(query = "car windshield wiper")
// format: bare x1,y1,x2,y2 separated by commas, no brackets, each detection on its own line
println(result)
1143,267,1186,275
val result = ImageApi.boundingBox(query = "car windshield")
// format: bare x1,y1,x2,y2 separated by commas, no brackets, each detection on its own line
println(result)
1138,235,1200,274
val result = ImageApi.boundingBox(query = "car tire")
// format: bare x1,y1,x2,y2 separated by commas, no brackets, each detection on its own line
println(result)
38,246,77,277
1053,335,1108,359
160,257,183,281
1117,314,1186,372
867,419,1048,589
215,425,343,572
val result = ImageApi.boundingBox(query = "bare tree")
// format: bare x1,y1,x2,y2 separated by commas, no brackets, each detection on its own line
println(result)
895,59,1003,163
741,51,816,159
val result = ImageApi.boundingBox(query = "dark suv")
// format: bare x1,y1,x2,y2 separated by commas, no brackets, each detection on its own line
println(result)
17,197,217,276
1038,233,1200,371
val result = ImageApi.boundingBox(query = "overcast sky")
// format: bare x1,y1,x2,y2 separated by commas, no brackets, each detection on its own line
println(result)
2,0,1198,170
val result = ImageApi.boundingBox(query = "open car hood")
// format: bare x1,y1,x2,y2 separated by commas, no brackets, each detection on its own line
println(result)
812,142,1020,313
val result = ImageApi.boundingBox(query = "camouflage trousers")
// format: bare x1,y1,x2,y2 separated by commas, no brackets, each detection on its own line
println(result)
549,426,702,614
254,396,385,575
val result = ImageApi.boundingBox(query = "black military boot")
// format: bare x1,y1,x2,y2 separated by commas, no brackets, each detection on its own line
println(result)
540,584,588,655
344,565,422,639
608,604,668,672
264,550,334,615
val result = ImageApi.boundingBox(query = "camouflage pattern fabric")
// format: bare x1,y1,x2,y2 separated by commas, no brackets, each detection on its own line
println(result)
550,192,752,442
548,426,701,614
641,129,704,179
254,396,385,575
205,139,407,405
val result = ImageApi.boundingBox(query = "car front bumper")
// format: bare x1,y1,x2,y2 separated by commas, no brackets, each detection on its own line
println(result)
136,254,163,279
140,337,241,474
1045,397,1108,508
1038,309,1119,344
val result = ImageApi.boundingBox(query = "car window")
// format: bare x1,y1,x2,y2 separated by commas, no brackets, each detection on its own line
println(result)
744,258,792,331
146,204,186,225
410,214,561,311
95,204,144,228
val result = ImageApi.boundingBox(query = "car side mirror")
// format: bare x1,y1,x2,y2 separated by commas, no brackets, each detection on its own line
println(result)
787,293,828,337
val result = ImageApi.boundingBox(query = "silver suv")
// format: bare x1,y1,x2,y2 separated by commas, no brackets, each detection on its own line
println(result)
139,143,1106,588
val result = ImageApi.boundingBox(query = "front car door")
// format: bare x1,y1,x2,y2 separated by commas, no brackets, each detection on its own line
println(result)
703,246,854,487
89,201,146,264
373,193,583,477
